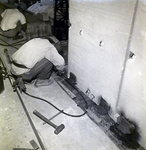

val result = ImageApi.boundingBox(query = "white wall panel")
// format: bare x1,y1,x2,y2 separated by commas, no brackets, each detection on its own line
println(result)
118,0,146,148
69,0,135,112
68,0,146,148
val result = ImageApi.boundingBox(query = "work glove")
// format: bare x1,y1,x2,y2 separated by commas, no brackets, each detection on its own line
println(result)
13,77,26,93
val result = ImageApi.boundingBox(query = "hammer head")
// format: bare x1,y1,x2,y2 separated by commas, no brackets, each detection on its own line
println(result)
54,124,65,135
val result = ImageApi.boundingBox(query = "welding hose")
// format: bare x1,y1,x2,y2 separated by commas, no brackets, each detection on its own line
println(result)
24,91,87,118
20,71,88,117
23,72,88,118
0,37,88,117
22,72,88,118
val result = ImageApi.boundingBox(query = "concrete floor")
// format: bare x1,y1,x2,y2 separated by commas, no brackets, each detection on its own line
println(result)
0,79,119,150
0,3,121,150
0,34,119,150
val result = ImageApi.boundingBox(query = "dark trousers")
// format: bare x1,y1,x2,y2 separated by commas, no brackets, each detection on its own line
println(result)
22,58,53,82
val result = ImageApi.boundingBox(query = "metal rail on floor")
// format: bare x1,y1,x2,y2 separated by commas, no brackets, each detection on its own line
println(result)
0,53,46,150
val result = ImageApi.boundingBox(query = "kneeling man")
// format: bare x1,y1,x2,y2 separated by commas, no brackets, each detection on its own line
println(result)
11,38,65,92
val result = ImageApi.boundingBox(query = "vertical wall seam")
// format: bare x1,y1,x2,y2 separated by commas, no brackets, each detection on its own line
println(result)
115,0,139,113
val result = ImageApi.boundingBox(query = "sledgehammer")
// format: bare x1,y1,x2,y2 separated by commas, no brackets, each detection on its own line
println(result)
33,110,65,135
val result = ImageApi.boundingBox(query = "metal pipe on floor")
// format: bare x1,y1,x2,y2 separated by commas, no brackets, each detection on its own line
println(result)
0,53,46,150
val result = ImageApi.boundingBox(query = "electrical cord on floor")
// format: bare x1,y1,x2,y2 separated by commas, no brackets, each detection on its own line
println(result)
0,67,87,118
0,37,88,118
23,91,87,118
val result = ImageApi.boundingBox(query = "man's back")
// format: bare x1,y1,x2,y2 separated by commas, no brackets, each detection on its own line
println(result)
11,38,65,76
1,8,26,31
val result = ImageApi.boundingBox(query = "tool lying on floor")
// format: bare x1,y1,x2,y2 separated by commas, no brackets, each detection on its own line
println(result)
13,140,39,150
42,110,63,125
29,140,39,150
33,110,65,135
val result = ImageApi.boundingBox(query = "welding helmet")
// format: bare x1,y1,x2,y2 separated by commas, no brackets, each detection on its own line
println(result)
18,2,27,11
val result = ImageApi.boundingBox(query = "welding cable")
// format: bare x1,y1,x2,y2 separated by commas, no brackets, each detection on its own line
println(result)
0,37,27,49
23,91,87,118
0,37,18,49
0,37,88,117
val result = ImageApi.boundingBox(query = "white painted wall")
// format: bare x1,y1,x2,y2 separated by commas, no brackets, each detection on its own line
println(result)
118,0,146,148
68,0,146,148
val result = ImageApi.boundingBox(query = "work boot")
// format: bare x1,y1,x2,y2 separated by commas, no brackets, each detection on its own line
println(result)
34,78,54,87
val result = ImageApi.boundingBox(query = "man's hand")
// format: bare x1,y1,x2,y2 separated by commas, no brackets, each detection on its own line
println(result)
57,66,68,78
57,70,65,76
13,77,26,93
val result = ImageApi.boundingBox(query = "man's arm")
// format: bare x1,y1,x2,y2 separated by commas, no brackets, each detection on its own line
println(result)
22,23,27,32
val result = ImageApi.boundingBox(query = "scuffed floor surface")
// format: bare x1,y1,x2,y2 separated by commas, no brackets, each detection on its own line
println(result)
0,34,119,150
0,74,120,150
0,79,38,150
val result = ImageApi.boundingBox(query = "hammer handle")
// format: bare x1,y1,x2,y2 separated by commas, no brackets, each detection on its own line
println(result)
33,110,57,128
